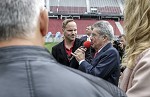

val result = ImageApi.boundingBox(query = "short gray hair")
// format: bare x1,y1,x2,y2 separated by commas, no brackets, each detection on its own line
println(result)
92,21,114,41
0,0,45,41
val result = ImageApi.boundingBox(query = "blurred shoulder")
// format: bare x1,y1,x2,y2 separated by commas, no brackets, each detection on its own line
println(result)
136,48,150,65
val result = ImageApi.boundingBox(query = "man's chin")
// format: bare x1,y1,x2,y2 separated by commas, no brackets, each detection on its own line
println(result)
70,37,76,40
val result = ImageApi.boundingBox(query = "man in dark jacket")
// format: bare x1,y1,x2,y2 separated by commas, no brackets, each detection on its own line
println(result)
52,19,83,69
72,21,121,86
0,0,126,97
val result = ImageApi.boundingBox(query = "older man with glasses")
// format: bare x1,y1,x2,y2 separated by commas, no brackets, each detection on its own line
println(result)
72,21,121,86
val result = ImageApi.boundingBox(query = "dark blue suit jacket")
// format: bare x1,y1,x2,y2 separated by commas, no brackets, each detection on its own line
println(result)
80,36,88,42
79,43,120,86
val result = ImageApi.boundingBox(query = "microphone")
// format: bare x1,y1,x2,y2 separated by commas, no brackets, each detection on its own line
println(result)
83,41,91,48
69,41,91,61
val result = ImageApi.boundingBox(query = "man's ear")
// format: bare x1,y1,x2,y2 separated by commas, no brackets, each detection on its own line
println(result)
40,9,48,36
102,35,108,41
62,28,65,34
62,28,64,32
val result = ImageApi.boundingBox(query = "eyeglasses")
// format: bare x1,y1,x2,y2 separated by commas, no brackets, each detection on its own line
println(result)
91,33,105,39
91,33,98,37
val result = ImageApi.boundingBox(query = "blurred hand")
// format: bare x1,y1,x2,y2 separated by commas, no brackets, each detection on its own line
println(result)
71,46,86,62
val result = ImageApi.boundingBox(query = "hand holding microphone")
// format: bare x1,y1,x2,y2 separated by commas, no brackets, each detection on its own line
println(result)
70,41,91,61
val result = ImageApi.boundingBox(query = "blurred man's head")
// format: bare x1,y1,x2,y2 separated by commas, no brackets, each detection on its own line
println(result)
85,26,92,36
91,21,114,51
62,19,77,42
0,0,48,47
119,34,126,48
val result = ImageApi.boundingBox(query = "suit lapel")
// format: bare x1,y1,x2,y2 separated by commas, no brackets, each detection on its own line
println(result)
59,41,69,61
91,43,112,65
99,43,112,54
59,38,82,62
72,38,82,52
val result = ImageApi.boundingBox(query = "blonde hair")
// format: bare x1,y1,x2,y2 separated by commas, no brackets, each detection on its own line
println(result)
124,0,150,68
62,19,74,29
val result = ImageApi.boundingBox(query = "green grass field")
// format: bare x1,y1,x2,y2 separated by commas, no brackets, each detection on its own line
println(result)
44,42,59,52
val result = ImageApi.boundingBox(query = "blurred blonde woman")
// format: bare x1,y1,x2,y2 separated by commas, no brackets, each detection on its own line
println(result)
119,0,150,97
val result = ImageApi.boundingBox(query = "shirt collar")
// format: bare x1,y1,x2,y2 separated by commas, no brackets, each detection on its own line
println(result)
97,42,111,53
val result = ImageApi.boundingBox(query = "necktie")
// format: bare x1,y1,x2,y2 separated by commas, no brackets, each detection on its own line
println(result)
94,52,98,58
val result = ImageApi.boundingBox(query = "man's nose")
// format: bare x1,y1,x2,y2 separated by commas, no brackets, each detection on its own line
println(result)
72,30,77,34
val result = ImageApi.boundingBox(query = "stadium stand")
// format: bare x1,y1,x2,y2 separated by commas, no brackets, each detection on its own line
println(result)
57,6,87,14
90,0,122,14
47,0,124,39
59,0,86,7
119,20,124,26
50,0,87,14
48,19,123,37
49,0,122,14
115,21,124,35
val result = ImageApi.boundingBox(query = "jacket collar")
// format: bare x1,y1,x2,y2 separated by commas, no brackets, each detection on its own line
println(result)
97,42,112,54
0,46,52,63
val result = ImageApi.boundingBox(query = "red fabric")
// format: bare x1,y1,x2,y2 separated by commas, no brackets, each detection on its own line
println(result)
66,47,73,56
64,41,75,56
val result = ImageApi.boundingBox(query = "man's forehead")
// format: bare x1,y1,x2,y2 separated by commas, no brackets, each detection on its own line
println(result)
66,22,77,27
92,27,100,32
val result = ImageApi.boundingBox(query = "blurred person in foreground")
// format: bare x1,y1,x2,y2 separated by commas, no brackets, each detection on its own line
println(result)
72,21,121,86
52,19,83,69
119,0,150,97
0,0,128,97
80,25,96,63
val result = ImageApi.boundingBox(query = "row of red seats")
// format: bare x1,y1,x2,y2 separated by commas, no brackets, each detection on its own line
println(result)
50,6,121,14
48,19,122,36
97,6,122,14
50,6,87,14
